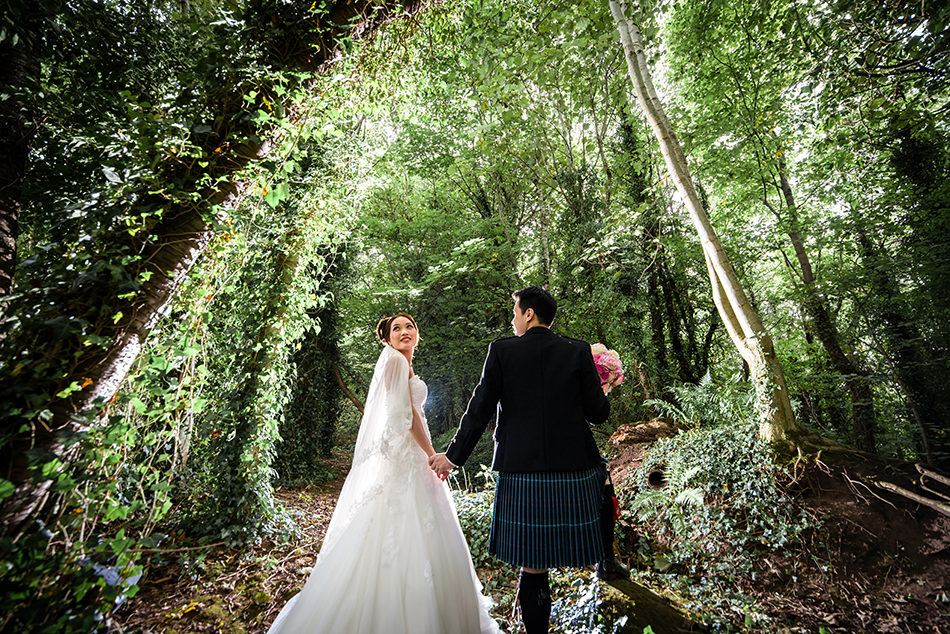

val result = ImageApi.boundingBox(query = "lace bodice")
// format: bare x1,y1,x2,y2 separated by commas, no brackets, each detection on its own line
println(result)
410,375,428,419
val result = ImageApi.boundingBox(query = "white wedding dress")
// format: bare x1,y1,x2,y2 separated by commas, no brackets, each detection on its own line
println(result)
266,345,501,634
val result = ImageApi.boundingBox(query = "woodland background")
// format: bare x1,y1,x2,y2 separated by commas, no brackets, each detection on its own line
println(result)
0,0,948,632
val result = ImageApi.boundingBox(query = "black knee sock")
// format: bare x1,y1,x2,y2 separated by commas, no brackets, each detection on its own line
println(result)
518,570,551,634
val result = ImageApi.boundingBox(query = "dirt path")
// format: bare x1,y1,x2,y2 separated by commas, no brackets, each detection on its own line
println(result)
113,453,350,634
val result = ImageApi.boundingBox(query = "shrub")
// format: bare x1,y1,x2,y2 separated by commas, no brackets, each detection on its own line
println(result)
627,377,817,619
450,468,518,591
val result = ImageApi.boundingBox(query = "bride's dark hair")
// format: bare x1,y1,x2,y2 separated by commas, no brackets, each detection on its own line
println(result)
376,312,417,344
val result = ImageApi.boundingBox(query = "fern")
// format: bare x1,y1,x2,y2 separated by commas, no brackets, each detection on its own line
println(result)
624,421,816,589
643,397,692,425
674,487,704,508
645,372,755,428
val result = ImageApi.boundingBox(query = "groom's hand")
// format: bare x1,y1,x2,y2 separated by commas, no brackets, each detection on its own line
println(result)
429,453,455,480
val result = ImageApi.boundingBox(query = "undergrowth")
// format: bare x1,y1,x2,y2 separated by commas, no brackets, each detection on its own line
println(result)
450,467,518,594
624,379,820,630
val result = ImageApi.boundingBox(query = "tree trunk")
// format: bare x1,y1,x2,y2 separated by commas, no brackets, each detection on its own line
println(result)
1,193,225,528
806,297,876,452
609,0,801,442
211,222,316,528
700,311,717,375
770,161,877,452
540,204,552,287
1,0,425,532
658,259,698,384
646,261,668,385
603,577,702,633
856,230,950,470
0,9,44,296
334,363,365,414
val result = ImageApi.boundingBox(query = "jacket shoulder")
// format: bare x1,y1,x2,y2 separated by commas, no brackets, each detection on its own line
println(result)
560,335,593,349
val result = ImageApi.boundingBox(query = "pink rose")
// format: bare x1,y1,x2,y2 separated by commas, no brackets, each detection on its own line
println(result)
591,343,624,394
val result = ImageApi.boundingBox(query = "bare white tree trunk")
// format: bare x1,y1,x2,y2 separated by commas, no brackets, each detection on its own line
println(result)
609,0,800,442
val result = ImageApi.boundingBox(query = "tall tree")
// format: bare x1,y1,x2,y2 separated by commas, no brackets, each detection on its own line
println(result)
663,0,880,451
856,226,950,469
0,3,52,295
609,0,802,442
0,0,425,531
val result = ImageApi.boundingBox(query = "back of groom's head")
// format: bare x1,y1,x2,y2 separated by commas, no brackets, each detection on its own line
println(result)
513,286,557,326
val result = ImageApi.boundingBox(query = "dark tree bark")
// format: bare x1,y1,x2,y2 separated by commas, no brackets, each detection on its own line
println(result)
767,161,878,453
0,7,46,296
659,261,687,379
658,259,699,384
700,310,717,375
645,245,668,388
857,230,950,470
334,363,365,414
805,295,877,451
638,194,670,392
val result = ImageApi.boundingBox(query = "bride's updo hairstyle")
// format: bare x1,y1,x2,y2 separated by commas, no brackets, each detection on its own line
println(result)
376,312,417,345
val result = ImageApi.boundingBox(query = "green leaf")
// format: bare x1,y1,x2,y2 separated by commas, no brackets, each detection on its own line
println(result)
264,182,290,207
131,397,147,415
103,166,121,183
652,555,672,572
192,397,208,413
55,381,82,399
0,478,14,501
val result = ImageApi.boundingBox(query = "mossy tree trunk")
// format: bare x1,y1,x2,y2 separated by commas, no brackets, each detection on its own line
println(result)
1,0,425,532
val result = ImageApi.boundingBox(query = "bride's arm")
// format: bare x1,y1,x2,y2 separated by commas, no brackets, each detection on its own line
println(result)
407,382,436,458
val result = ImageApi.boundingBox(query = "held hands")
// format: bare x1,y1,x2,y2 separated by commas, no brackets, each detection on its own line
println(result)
428,453,454,481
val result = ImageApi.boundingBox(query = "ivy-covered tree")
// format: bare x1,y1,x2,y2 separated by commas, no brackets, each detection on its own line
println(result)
0,1,424,629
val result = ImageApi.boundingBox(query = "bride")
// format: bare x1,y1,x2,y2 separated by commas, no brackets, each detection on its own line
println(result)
266,313,502,634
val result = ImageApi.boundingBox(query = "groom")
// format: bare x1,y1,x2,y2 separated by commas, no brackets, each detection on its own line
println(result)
430,286,625,634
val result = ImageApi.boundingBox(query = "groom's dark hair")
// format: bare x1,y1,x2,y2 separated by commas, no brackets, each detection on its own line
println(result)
513,286,557,326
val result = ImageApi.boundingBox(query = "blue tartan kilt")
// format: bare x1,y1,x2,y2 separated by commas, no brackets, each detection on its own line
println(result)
489,465,606,569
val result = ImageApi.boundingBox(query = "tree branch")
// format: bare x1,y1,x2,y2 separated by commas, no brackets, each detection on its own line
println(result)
916,463,950,489
874,480,950,518
333,362,364,414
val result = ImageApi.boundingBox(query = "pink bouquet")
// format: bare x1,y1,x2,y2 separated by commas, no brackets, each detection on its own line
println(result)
591,343,624,394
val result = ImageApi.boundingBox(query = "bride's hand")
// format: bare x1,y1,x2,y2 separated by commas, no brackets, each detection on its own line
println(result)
429,453,454,480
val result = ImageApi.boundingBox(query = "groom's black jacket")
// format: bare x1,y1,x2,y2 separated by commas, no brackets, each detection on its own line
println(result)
445,326,610,473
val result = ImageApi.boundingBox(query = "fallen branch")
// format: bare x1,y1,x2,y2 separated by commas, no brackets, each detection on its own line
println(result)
916,463,950,489
873,480,950,518
843,468,895,509
920,483,950,503
604,576,702,633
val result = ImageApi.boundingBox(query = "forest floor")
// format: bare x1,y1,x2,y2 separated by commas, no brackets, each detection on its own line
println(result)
113,431,950,634
607,422,950,634
112,448,354,634
751,460,950,634
111,449,520,634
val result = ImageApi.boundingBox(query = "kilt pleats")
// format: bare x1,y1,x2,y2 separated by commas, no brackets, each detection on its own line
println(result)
489,466,604,569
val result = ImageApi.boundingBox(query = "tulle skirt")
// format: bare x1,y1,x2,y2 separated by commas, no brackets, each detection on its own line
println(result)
266,446,501,634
